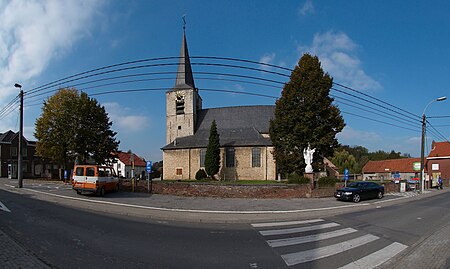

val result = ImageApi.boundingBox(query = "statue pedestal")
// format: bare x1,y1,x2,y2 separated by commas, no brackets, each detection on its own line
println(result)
304,172,315,190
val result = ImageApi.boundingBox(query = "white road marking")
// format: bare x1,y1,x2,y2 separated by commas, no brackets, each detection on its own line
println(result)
252,219,324,228
0,201,11,212
337,242,408,269
259,222,340,236
267,227,357,248
282,234,379,266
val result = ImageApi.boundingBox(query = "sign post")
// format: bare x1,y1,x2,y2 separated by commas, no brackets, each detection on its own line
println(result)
146,161,152,193
344,168,349,187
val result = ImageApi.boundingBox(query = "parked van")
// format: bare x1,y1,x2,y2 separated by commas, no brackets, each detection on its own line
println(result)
72,165,119,196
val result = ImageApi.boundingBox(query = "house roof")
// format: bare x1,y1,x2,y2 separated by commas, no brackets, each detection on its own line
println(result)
0,130,16,143
114,151,146,167
362,158,421,173
428,141,450,159
162,105,275,150
0,130,33,145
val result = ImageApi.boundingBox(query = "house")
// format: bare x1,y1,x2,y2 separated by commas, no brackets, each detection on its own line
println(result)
112,151,146,179
161,32,277,180
426,141,450,187
0,130,59,179
362,158,422,182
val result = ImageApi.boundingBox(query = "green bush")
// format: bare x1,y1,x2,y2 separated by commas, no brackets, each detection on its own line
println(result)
287,173,310,184
195,169,208,180
318,176,340,186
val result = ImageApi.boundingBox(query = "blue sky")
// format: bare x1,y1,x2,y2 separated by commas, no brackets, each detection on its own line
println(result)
0,0,449,162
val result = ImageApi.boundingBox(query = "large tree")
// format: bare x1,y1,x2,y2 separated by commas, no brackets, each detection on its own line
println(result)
204,120,220,179
269,53,345,175
34,88,119,168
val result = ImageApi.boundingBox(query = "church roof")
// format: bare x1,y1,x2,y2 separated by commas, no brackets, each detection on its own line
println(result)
174,32,195,89
162,105,275,150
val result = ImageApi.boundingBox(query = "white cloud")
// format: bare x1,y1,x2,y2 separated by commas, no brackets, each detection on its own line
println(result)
104,102,150,133
299,0,314,16
0,0,104,131
299,31,382,91
259,53,276,71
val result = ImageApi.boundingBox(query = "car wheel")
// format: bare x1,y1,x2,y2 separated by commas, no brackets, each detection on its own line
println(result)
76,190,81,195
98,187,105,197
353,194,361,203
377,191,383,199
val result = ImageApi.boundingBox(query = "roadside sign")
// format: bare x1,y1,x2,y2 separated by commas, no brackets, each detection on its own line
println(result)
344,168,349,181
146,161,152,173
413,162,421,171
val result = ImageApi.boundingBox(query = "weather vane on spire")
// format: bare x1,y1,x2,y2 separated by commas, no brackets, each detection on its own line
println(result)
182,14,186,31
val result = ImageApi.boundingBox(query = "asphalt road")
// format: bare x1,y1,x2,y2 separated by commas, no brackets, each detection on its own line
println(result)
1,181,450,268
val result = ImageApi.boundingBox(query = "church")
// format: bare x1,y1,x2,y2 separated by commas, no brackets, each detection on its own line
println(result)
162,32,277,180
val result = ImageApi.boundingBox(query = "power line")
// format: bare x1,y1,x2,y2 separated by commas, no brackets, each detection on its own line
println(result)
332,97,419,129
426,120,449,142
333,82,421,120
341,110,420,133
332,87,421,125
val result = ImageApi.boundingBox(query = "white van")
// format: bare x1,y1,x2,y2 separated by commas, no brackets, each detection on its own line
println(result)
72,165,119,196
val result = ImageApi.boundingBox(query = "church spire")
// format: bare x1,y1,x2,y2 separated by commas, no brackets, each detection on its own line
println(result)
175,18,195,89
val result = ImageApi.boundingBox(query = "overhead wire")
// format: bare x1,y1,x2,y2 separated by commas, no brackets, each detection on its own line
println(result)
0,55,429,139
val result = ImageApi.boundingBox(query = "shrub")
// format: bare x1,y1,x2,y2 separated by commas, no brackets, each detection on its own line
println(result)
287,173,310,184
318,176,340,186
195,169,208,180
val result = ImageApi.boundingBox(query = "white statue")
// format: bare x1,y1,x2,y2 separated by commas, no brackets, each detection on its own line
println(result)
303,143,316,173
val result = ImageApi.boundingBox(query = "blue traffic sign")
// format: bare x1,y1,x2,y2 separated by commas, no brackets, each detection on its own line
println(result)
146,161,152,173
343,168,349,181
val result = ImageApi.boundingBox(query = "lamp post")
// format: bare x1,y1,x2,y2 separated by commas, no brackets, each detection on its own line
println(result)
420,96,447,193
14,83,24,188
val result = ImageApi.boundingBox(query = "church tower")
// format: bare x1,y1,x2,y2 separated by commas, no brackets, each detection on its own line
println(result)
166,31,202,144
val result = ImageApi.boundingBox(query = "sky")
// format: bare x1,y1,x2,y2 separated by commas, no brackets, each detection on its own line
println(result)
0,0,449,162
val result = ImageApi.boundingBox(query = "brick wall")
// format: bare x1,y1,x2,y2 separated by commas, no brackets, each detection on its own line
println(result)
121,180,405,199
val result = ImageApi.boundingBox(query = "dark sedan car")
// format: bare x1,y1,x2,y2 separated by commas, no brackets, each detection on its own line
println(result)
334,181,384,203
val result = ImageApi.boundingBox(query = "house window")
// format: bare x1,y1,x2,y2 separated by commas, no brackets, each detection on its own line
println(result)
252,148,261,167
22,147,27,156
11,147,17,157
200,149,206,167
226,148,235,167
176,168,183,175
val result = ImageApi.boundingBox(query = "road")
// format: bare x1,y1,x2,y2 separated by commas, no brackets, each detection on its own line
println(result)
1,181,450,268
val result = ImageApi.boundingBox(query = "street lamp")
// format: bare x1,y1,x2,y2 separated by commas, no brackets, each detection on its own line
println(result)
14,83,24,188
420,96,447,193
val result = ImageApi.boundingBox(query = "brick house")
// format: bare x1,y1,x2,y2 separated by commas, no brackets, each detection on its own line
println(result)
161,33,277,180
426,141,450,187
362,158,421,182
111,151,146,179
0,130,61,179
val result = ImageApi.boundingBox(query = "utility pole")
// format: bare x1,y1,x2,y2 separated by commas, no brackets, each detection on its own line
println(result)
420,96,447,193
419,114,426,193
15,83,23,188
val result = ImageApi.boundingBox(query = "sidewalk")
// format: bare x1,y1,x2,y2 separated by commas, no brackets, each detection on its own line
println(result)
0,229,49,269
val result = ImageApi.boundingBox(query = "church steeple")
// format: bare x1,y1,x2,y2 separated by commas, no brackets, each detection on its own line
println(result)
175,32,195,89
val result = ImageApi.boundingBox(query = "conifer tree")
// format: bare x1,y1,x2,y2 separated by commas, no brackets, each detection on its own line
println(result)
204,120,220,179
269,53,345,175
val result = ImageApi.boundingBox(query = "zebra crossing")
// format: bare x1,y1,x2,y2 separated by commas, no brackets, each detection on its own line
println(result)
252,218,407,268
